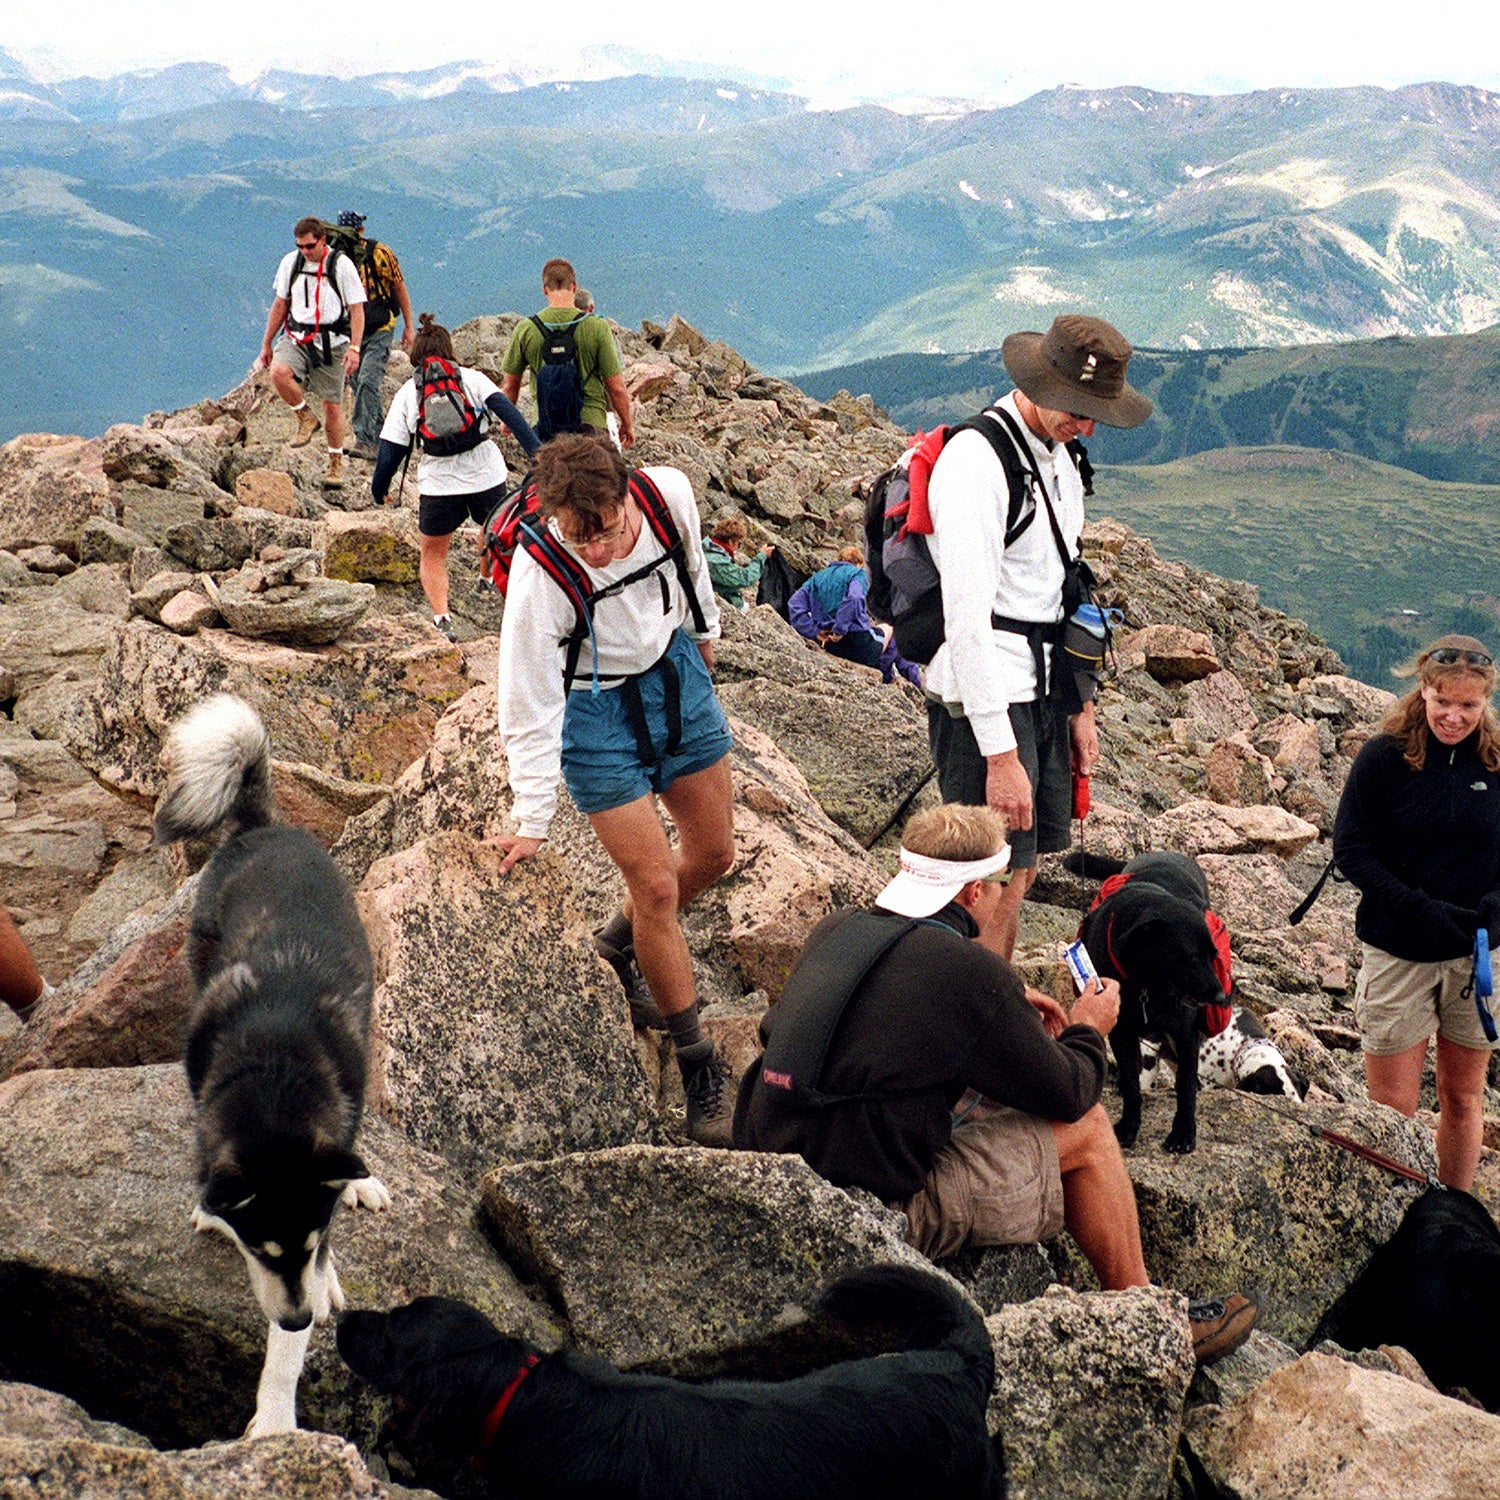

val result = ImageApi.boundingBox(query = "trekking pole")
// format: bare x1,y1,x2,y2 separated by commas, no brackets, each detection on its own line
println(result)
394,443,413,507
1236,1091,1438,1188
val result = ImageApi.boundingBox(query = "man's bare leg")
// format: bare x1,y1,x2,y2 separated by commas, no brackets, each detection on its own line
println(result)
1052,1105,1149,1291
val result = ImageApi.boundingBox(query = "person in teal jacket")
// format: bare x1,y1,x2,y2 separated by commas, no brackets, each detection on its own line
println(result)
702,515,771,611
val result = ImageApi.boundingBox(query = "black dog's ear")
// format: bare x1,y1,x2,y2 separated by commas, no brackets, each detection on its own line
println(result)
202,1168,253,1217
316,1147,369,1192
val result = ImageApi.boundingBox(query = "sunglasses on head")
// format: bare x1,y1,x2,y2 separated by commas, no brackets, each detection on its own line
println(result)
1429,647,1493,668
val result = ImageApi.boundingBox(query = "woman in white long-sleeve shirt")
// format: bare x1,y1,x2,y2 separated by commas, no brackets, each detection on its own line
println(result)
494,434,737,1145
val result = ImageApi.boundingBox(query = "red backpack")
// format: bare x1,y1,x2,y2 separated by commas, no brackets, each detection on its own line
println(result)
1089,872,1235,1037
416,357,488,456
479,469,708,690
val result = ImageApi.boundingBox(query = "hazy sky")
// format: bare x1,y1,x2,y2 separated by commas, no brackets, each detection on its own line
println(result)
9,0,1500,103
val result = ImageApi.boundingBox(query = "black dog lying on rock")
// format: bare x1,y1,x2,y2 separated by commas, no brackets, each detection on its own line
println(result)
337,1262,1004,1499
1312,1186,1500,1410
1069,850,1235,1155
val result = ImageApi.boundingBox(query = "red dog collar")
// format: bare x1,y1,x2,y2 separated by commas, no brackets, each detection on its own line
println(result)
473,1352,539,1474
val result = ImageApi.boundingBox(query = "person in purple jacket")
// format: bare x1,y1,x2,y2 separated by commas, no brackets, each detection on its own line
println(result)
788,547,919,685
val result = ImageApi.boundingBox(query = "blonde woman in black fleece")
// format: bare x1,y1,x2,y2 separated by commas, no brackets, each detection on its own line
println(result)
1334,635,1500,1190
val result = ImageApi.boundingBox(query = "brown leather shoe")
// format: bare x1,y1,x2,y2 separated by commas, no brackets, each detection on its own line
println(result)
289,405,320,448
322,450,345,489
1189,1291,1262,1365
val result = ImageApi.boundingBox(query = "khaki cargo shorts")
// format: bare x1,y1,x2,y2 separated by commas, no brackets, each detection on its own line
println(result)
904,1106,1064,1262
1354,943,1498,1055
272,334,346,405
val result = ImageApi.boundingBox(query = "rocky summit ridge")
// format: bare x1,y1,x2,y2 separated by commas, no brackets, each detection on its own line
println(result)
1,313,1498,1497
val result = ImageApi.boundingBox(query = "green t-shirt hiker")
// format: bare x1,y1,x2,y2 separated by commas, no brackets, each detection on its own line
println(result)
501,258,634,445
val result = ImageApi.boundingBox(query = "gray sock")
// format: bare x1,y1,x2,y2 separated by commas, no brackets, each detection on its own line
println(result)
667,1005,705,1056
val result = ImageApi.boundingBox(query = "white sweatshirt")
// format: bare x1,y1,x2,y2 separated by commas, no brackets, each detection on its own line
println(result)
921,392,1086,757
497,465,721,839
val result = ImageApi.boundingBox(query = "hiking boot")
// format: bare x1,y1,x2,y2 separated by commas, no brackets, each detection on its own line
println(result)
289,405,320,448
347,441,379,461
323,451,345,489
593,928,666,1030
679,1041,734,1148
1188,1291,1262,1366
432,614,458,641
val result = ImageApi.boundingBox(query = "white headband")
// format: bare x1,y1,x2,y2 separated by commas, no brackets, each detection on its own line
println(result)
875,843,1012,919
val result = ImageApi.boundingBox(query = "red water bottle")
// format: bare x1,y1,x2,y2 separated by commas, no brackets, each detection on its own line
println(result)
1072,769,1091,820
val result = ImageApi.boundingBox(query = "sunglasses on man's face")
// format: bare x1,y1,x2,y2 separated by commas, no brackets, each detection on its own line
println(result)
1429,647,1494,668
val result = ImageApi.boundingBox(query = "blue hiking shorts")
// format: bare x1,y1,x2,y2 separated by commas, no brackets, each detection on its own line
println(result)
561,629,733,815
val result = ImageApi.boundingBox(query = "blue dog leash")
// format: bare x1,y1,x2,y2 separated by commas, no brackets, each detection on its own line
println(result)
1471,928,1497,1043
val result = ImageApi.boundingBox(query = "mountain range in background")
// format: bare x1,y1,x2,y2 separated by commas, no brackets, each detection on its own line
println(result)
2,54,1500,443
804,324,1500,484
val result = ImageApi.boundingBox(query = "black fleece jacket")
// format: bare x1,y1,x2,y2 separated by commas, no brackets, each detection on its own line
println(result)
1333,729,1500,962
732,903,1107,1203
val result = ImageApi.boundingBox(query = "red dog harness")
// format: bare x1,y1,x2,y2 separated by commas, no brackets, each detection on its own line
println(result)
1087,873,1234,1037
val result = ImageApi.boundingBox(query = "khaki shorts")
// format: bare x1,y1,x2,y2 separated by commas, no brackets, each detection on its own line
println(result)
272,334,346,405
904,1106,1065,1261
1354,943,1497,1055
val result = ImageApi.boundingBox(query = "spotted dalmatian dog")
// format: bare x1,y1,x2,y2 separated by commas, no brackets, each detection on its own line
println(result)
1139,1005,1308,1101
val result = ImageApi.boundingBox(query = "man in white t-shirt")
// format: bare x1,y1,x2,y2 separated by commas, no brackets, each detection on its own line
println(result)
494,434,737,1147
923,315,1152,958
256,216,367,491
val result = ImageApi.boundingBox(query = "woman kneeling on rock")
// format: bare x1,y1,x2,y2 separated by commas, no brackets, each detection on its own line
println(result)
1334,635,1500,1190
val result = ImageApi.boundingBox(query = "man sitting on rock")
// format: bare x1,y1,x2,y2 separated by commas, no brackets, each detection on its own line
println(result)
732,803,1261,1363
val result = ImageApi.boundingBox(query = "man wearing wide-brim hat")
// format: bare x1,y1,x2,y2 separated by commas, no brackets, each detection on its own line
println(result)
921,313,1152,959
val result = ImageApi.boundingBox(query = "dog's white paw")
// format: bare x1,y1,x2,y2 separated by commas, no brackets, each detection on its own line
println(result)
342,1174,391,1212
318,1258,346,1322
244,1402,298,1439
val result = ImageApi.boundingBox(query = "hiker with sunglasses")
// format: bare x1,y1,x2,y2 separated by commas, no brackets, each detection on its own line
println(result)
257,216,367,492
1333,635,1500,1191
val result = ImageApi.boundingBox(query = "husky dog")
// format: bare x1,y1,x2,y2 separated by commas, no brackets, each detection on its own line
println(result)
337,1263,1004,1499
155,693,389,1437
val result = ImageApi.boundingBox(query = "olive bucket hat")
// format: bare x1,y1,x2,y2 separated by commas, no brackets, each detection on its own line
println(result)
1001,314,1153,429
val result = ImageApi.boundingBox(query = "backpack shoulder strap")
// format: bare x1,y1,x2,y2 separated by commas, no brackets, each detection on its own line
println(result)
949,411,1034,546
759,911,921,1108
628,469,709,636
991,406,1075,566
516,518,599,692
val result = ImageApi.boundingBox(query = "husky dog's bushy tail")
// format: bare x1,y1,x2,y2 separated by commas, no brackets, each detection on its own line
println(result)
154,694,275,845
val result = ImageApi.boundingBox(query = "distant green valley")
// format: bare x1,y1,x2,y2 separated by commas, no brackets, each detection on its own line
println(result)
1092,447,1500,684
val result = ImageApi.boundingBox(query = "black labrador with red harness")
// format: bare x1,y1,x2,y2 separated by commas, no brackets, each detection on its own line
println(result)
1070,850,1232,1154
337,1263,1003,1500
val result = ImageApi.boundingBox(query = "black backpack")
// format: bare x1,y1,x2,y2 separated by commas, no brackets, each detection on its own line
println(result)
416,358,488,456
755,910,929,1110
529,313,590,441
862,410,1036,665
755,547,806,620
